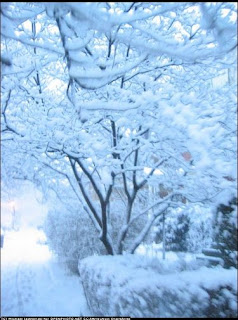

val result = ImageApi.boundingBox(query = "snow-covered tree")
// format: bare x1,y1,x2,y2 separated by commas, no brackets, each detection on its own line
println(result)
213,197,237,268
154,204,214,253
1,3,237,255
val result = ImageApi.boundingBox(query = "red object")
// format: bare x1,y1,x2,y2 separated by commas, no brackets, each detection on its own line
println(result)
182,151,192,161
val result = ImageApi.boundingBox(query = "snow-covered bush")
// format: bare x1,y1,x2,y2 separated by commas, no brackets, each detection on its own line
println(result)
154,205,213,253
165,211,191,252
188,218,213,253
44,208,106,273
79,254,237,317
213,197,237,268
187,205,213,252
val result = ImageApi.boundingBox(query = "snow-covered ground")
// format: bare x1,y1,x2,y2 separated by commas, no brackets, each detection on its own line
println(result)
1,228,91,316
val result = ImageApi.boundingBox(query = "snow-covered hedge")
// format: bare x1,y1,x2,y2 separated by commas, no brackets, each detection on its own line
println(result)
44,208,106,273
79,255,237,318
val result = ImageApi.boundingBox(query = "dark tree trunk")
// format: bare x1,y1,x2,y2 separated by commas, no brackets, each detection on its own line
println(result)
100,235,114,255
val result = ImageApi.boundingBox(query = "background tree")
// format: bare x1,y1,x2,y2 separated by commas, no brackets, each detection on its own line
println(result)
153,204,214,254
213,197,237,268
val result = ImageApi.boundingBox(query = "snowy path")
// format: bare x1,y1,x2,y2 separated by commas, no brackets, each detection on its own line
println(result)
1,229,91,316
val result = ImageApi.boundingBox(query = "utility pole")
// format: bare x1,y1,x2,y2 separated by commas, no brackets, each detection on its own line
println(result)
162,210,166,260
11,201,18,231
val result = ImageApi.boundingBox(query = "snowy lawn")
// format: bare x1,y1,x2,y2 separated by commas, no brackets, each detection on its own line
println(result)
1,228,91,316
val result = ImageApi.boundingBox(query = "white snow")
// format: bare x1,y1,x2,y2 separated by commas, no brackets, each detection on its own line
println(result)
1,2,237,318
79,254,237,317
1,228,91,316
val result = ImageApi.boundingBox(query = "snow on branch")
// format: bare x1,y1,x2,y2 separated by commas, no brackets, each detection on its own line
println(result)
1,30,64,55
69,55,147,90
129,203,169,254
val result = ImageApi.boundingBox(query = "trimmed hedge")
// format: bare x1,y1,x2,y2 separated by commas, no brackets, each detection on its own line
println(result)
79,255,237,318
